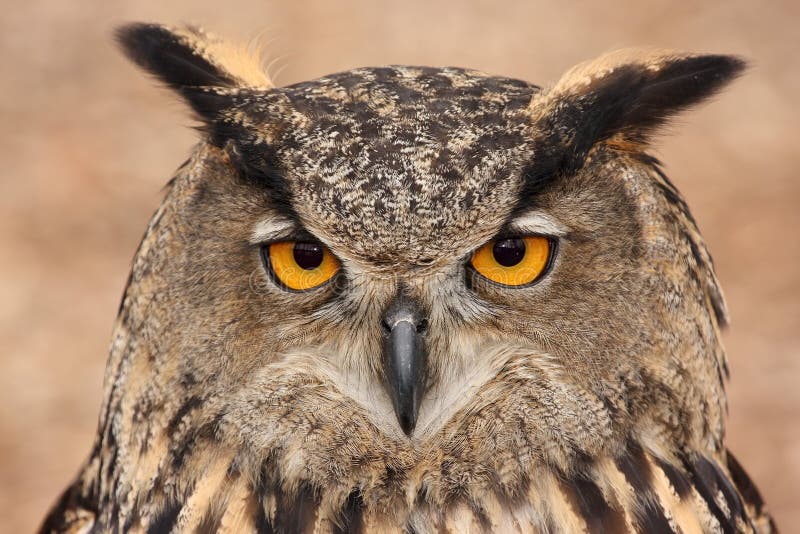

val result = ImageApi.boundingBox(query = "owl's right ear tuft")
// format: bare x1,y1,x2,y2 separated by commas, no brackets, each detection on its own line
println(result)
115,23,272,123
530,49,746,172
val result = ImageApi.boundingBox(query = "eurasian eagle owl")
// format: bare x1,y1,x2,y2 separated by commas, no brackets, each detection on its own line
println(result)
41,22,777,533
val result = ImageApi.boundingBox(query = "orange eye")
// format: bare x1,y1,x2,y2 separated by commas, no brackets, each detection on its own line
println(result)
264,241,340,291
470,236,553,287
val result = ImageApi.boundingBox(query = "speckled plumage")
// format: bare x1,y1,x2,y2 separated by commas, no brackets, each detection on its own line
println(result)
218,65,539,269
41,23,776,533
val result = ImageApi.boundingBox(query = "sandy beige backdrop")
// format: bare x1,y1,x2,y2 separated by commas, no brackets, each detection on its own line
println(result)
1,0,798,531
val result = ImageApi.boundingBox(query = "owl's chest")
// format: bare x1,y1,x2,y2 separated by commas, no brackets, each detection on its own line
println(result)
108,442,754,534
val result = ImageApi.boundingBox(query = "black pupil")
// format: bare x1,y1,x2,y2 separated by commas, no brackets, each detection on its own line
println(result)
493,238,526,267
293,242,325,270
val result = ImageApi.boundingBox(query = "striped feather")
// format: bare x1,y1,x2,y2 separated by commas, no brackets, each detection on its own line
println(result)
41,444,777,533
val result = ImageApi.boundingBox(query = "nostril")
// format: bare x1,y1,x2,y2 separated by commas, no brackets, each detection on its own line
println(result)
381,319,392,335
416,318,428,335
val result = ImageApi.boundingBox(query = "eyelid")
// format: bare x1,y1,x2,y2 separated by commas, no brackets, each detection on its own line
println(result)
506,211,568,237
250,216,297,244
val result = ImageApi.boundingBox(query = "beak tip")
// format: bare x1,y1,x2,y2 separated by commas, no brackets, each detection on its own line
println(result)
398,410,417,436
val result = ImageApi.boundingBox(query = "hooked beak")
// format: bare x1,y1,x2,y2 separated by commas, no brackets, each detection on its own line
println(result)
381,294,428,436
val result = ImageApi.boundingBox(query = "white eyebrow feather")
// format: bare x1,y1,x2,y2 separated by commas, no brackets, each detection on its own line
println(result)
507,211,569,236
250,215,296,244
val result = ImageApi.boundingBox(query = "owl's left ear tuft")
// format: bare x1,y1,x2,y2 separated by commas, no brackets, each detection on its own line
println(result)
531,49,747,167
116,22,272,123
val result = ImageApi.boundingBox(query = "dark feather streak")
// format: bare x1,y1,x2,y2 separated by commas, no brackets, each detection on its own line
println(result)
684,455,737,534
147,499,183,534
332,490,364,534
562,474,628,533
615,444,674,533
271,481,321,533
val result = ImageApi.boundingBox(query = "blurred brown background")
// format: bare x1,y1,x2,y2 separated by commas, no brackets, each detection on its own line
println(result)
1,0,797,530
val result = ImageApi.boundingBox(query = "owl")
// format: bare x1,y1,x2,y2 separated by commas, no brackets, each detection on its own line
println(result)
41,22,777,533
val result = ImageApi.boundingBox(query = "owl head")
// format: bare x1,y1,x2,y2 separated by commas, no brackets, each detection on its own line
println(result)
109,23,744,508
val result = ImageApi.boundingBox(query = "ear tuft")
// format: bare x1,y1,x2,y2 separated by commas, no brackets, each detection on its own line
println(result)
116,23,272,122
116,23,234,89
531,49,746,164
